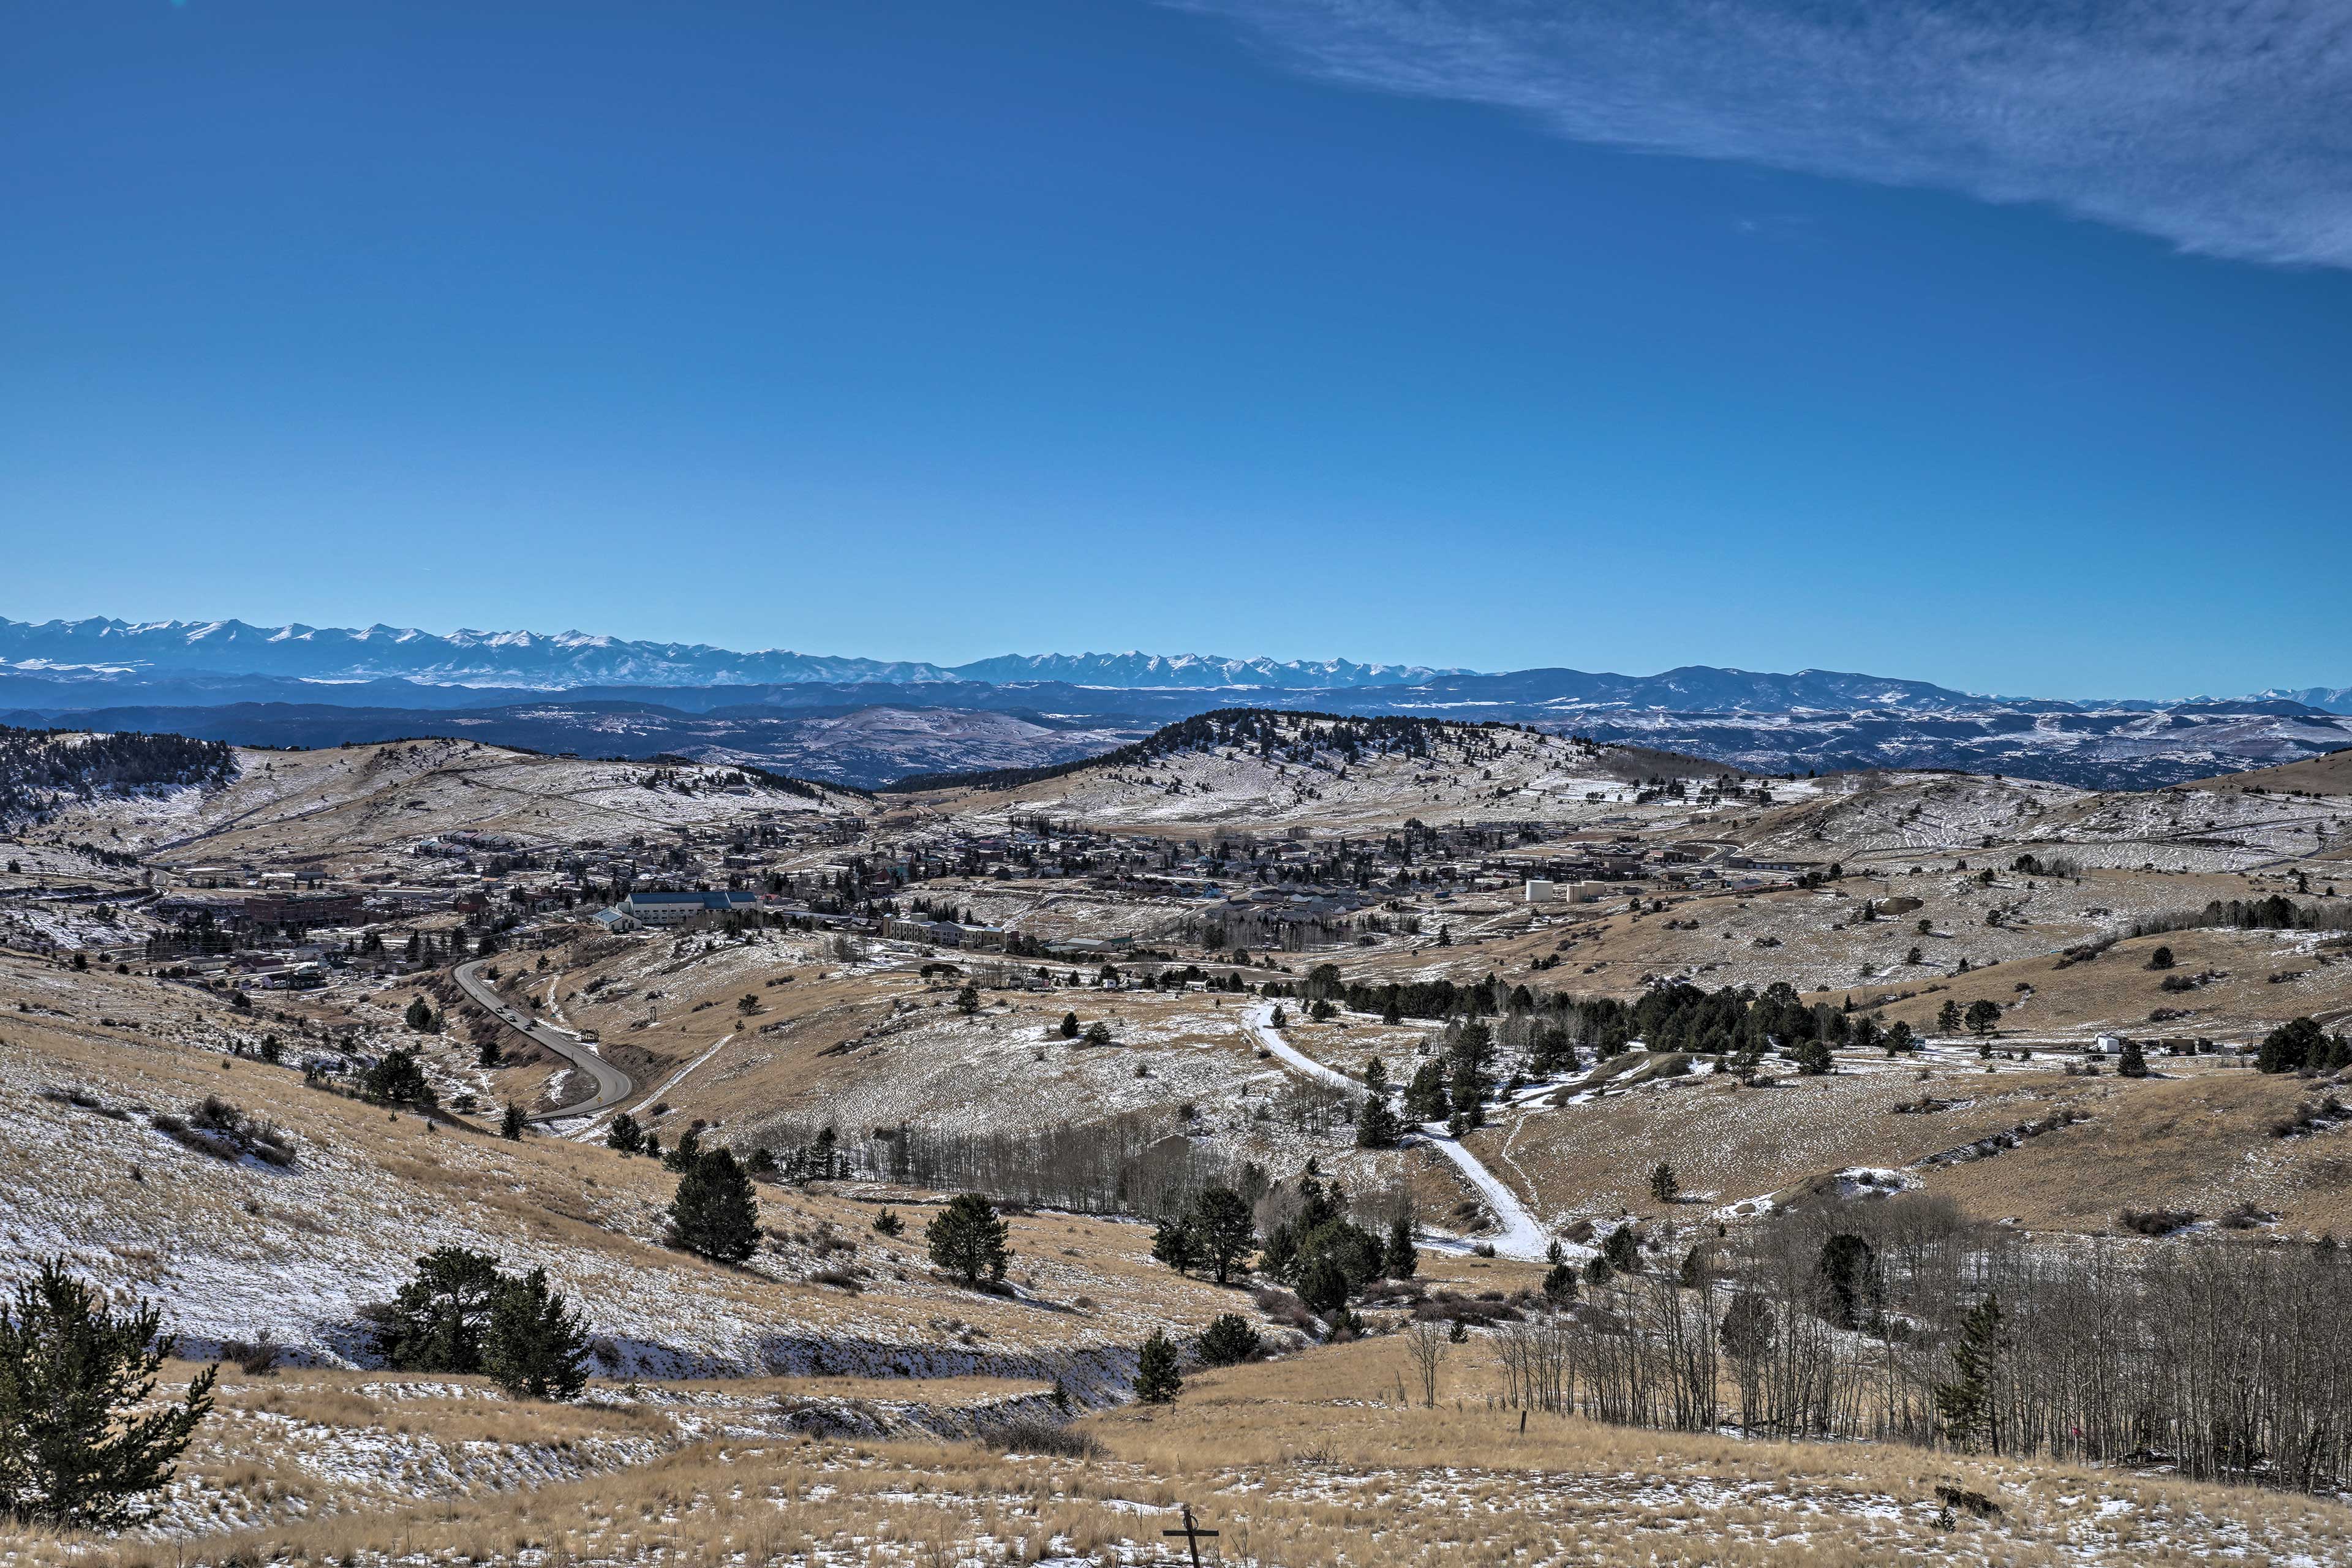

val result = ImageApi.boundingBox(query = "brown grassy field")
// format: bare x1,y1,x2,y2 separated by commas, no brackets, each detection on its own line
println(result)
13,1340,2350,1566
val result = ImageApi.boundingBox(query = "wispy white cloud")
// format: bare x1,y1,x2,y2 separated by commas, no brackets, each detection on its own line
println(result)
1169,0,2352,267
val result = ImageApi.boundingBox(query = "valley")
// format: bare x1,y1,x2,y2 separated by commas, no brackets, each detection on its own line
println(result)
10,706,2352,1562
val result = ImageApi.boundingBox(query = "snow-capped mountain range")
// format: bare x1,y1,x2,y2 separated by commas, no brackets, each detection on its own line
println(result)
6,614,2350,790
0,617,1457,692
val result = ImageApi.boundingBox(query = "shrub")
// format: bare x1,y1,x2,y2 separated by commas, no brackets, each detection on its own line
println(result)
153,1097,295,1167
221,1329,282,1378
991,1414,1102,1459
872,1207,905,1237
2117,1207,2199,1237
2271,1095,2346,1139
1251,1286,1317,1333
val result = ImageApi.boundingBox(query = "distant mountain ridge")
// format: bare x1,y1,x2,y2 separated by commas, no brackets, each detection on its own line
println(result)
9,615,2340,712
0,617,1457,692
2259,687,2352,715
7,613,2351,791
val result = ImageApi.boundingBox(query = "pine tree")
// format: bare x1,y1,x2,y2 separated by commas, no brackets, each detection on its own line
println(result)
660,1124,702,1173
404,996,435,1032
1297,1253,1350,1316
1678,1243,1713,1290
1196,1313,1261,1366
1936,1294,2005,1453
0,1260,217,1529
1402,1060,1450,1122
1059,1011,1079,1039
500,1103,526,1139
2260,1017,2327,1074
1133,1329,1182,1403
604,1112,644,1155
367,1248,505,1371
1649,1161,1679,1204
1817,1233,1879,1330
926,1193,1012,1288
364,1047,436,1110
668,1149,761,1265
1937,1000,1963,1035
1449,1056,1487,1124
1382,1215,1419,1281
1187,1187,1256,1284
1151,1216,1199,1275
483,1268,592,1401
1602,1224,1642,1273
1355,1093,1401,1149
2117,1036,2150,1078
1793,1036,1833,1076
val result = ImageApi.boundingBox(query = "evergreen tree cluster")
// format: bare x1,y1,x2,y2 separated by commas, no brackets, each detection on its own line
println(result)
1254,1172,1413,1316
362,1247,594,1400
1149,1186,1259,1284
881,709,1486,794
0,726,235,826
2260,1016,2352,1075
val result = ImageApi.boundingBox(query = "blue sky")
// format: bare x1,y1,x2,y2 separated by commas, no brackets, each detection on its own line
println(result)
4,0,2348,698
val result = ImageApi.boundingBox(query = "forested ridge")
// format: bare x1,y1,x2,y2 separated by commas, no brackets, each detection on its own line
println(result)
881,709,1519,793
0,725,235,824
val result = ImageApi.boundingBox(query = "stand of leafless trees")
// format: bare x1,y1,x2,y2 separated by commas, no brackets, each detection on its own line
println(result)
1491,1193,2352,1492
756,1110,1255,1219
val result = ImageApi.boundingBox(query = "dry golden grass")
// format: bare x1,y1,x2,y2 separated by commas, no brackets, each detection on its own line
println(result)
13,1338,2349,1566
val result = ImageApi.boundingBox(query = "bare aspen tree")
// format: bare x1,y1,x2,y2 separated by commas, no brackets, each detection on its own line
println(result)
1404,1317,1449,1408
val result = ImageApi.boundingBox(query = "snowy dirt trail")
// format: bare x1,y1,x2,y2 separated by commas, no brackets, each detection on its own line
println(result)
1240,1003,1551,1261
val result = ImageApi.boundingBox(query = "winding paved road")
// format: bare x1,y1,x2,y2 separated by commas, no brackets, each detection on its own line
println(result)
454,957,635,1125
1240,1001,1551,1261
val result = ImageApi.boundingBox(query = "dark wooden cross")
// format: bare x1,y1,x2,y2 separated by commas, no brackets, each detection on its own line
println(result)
1161,1502,1219,1566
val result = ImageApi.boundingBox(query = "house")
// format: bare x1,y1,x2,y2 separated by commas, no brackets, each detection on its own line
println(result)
591,907,643,934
